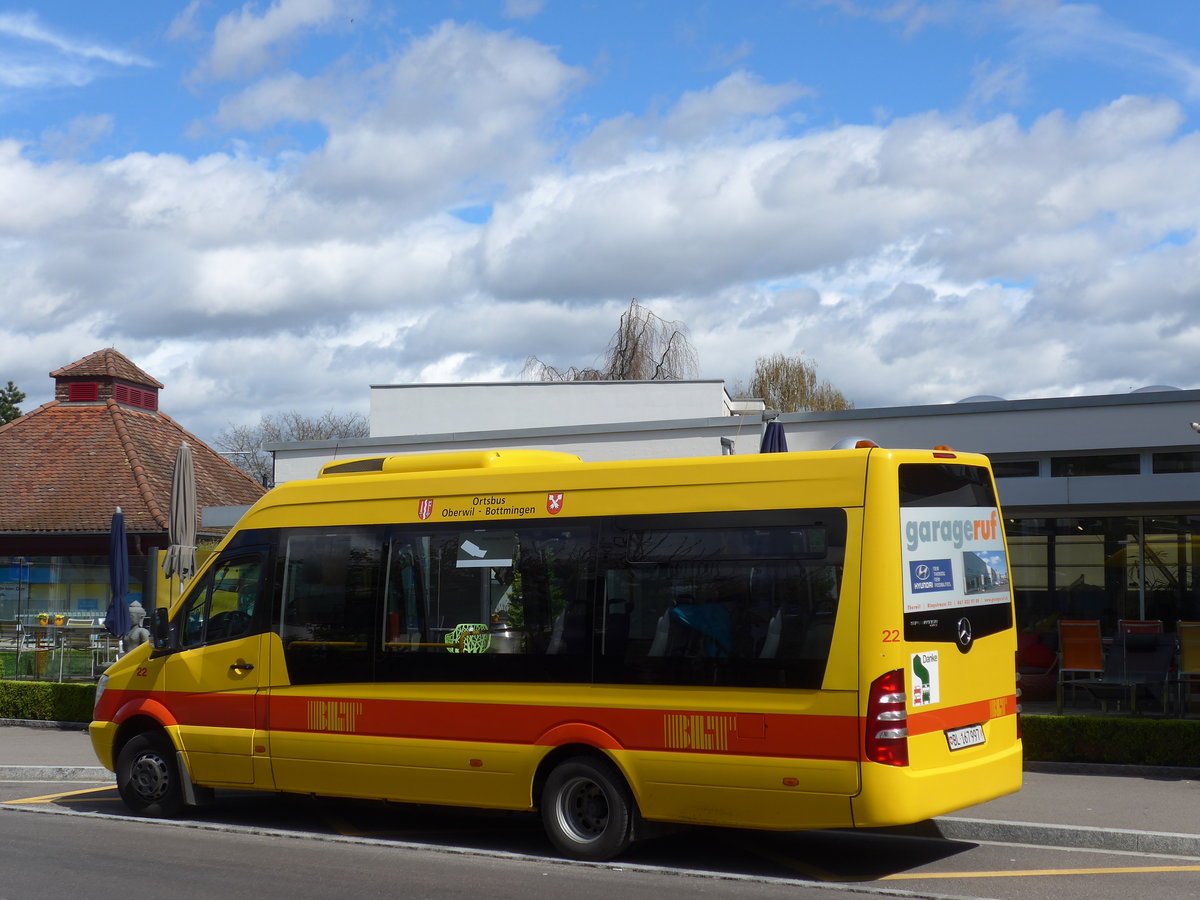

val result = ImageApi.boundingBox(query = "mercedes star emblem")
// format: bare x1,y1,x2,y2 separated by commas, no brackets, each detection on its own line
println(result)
956,616,973,652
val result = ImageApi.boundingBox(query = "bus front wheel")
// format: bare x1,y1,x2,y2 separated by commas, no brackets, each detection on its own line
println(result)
116,731,185,818
541,756,633,860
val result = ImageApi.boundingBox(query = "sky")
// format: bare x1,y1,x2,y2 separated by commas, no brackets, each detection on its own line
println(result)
4,0,1200,445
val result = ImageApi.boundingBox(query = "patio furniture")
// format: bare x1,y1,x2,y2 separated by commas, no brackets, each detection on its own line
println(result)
1117,619,1163,634
1056,619,1104,714
0,620,27,678
59,619,104,680
1084,630,1175,714
1017,632,1057,702
1174,621,1200,717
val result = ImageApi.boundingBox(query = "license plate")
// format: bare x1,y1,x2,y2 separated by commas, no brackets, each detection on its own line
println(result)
945,724,985,751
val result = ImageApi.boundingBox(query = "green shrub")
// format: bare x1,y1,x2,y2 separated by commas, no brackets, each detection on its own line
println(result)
0,680,95,723
1023,715,1200,767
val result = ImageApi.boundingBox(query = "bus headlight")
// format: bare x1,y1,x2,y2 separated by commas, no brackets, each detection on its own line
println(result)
94,674,108,716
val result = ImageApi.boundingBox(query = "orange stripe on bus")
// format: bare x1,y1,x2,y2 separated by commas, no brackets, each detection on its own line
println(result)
99,688,861,761
97,688,1014,761
907,694,1016,737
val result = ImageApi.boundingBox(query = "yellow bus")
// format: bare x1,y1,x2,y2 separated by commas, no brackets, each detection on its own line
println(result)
91,445,1021,860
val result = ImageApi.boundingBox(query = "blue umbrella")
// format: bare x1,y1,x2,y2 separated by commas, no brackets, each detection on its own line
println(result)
761,420,789,453
104,507,132,639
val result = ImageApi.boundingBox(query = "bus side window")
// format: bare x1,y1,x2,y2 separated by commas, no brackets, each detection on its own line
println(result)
597,513,847,688
178,554,265,648
280,529,380,684
383,544,425,651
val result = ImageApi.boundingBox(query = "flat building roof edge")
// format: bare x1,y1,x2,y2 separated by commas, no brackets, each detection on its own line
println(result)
266,412,759,452
369,379,728,390
779,388,1200,424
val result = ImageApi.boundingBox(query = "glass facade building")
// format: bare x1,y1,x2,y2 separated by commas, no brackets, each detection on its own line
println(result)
1008,516,1200,634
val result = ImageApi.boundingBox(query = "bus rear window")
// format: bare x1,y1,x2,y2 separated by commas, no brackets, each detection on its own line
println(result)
899,464,996,508
897,463,1012,646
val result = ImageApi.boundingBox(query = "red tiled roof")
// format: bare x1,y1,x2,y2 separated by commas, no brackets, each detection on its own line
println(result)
50,347,164,389
0,353,265,535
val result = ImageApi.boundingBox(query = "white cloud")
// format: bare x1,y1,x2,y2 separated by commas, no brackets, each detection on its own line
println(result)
573,70,811,166
202,0,363,81
503,0,546,21
1005,2,1200,99
7,16,1200,444
298,22,584,211
38,114,114,159
0,11,151,92
167,1,206,41
0,12,151,67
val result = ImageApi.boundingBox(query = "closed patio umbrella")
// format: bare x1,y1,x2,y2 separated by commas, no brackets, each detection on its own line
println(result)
104,507,132,639
162,441,197,590
761,420,788,453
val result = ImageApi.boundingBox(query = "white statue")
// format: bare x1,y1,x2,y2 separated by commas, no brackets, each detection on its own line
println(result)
125,600,150,650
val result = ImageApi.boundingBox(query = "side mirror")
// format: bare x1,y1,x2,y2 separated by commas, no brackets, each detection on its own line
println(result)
150,606,172,651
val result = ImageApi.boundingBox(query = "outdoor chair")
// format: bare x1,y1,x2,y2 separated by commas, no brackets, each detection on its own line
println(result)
1017,632,1058,701
1117,619,1163,634
0,620,26,678
1174,621,1200,717
1083,630,1175,714
59,619,102,680
1056,619,1104,714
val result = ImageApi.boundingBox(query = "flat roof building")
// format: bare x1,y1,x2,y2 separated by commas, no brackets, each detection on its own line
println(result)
268,381,1200,635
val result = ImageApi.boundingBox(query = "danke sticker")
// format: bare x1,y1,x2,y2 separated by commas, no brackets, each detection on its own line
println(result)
911,650,940,707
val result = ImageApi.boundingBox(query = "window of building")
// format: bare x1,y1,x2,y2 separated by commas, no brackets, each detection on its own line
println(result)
67,382,98,402
992,460,1040,478
1049,455,1140,477
1006,516,1200,636
113,382,158,411
1152,452,1200,474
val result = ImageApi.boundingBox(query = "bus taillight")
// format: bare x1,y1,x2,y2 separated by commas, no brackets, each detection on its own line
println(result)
865,668,909,767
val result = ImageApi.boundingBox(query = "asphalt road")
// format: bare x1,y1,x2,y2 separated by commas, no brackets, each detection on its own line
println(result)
3,781,1200,900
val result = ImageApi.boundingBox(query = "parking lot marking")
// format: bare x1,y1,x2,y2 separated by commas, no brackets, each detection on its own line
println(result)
3,785,115,805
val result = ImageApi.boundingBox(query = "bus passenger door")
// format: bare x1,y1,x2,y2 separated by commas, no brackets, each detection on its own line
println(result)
162,550,271,786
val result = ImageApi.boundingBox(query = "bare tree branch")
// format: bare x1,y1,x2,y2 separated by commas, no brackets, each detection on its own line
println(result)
524,299,699,382
214,409,369,486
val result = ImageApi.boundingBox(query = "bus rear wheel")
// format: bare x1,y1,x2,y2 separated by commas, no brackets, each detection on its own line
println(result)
116,731,185,818
541,756,633,861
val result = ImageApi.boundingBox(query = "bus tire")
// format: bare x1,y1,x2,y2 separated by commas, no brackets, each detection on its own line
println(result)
116,731,185,818
541,756,634,861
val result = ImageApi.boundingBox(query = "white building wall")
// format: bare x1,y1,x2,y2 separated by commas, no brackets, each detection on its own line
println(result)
272,416,766,484
369,381,739,437
269,384,1200,517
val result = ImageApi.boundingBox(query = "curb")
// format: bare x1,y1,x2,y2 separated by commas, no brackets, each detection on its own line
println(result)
1024,759,1200,780
930,815,1200,857
0,718,89,730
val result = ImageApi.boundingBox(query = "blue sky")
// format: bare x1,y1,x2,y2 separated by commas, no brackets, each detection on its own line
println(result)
4,1,1200,445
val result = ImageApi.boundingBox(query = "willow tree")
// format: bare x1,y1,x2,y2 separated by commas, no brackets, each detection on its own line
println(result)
524,299,699,382
748,353,853,412
214,409,369,487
